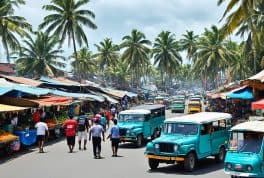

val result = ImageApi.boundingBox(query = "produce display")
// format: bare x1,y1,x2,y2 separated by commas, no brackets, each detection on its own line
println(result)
46,119,58,128
56,112,68,124
0,129,18,143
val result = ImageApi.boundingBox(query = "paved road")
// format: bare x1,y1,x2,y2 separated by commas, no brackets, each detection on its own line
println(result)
0,110,229,178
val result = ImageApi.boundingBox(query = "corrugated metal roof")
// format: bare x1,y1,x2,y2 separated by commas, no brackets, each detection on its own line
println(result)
51,90,105,102
0,74,42,86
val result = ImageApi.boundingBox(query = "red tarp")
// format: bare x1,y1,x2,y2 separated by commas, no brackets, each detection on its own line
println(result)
252,99,264,110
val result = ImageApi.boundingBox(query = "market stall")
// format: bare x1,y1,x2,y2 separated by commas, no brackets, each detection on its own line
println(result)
0,104,27,154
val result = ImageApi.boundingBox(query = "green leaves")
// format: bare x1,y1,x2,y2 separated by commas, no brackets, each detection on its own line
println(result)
15,32,65,77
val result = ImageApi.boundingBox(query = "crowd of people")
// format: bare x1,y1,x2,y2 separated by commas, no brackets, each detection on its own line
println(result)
34,106,121,159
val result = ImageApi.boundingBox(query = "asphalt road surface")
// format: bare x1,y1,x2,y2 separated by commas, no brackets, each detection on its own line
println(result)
0,110,229,178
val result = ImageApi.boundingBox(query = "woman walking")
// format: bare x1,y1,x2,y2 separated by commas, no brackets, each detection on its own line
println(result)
107,119,120,157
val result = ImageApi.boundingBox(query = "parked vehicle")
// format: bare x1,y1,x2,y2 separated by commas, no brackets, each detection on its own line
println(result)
145,112,232,171
170,100,185,113
224,121,264,178
118,104,165,147
188,101,202,113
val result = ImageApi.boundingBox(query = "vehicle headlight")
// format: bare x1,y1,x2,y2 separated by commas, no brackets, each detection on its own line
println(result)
226,163,232,169
246,165,253,172
155,144,159,149
126,130,130,134
174,145,178,152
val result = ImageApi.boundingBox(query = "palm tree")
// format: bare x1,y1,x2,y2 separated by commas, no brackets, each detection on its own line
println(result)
70,47,96,80
0,0,31,63
15,32,65,77
193,26,232,89
152,31,182,85
39,0,97,64
180,30,199,62
218,0,263,73
94,38,119,80
108,60,130,89
120,29,151,85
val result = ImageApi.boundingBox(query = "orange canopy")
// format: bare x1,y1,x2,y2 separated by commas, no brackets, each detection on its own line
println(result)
29,96,72,107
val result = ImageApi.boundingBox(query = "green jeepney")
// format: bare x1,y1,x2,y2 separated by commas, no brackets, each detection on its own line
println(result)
170,100,185,113
118,104,165,147
145,112,232,171
224,121,264,178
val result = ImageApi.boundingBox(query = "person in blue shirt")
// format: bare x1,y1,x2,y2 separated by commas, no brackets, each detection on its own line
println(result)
99,113,107,131
107,119,120,157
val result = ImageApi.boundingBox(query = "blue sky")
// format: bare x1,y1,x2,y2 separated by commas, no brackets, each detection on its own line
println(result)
0,0,229,70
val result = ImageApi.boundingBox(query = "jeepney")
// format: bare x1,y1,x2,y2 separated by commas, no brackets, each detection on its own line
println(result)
145,112,232,171
188,101,202,113
118,104,165,147
224,121,264,178
170,100,185,113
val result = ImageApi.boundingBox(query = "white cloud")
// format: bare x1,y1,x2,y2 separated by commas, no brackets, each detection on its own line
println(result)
1,0,230,67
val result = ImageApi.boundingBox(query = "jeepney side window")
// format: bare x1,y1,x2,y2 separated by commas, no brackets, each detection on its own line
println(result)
226,119,232,128
145,114,150,121
219,119,226,130
212,121,219,131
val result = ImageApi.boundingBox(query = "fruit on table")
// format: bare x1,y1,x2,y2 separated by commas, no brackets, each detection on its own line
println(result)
46,119,58,128
0,132,18,142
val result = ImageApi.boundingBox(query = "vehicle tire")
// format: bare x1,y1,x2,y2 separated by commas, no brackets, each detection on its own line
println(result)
136,134,143,147
148,158,159,170
184,152,196,172
5,145,13,155
215,146,226,163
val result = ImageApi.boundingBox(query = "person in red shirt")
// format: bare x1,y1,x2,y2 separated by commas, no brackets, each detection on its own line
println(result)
33,109,40,124
105,110,112,129
63,115,78,153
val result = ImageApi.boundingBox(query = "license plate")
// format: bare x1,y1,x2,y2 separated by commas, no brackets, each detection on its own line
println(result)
55,129,60,135
235,164,242,169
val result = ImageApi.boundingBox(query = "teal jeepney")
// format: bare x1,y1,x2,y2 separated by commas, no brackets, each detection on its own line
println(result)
224,121,264,178
145,112,232,171
118,104,165,147
170,100,185,113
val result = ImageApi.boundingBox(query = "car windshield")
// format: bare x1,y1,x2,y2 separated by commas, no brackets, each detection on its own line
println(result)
229,132,263,153
173,101,183,104
119,114,144,122
189,104,200,107
163,123,198,135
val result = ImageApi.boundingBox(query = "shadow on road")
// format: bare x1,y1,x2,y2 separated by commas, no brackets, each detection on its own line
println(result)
147,157,224,175
0,137,65,165
118,142,146,149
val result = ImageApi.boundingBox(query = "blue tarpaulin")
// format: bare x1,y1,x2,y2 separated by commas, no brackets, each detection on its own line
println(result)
227,87,254,100
51,90,105,102
0,87,12,96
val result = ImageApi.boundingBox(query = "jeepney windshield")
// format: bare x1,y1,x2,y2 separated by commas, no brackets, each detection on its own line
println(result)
163,123,198,135
229,132,263,153
119,114,144,122
188,104,200,107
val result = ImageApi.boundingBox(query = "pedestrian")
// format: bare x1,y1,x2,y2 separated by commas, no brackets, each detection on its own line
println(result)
35,118,49,153
99,113,107,131
89,118,105,159
107,119,120,157
63,115,78,153
77,113,89,150
105,109,112,129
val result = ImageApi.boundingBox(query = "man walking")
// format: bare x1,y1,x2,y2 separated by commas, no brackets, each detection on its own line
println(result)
63,115,78,153
107,119,120,157
89,118,105,159
35,118,49,153
77,113,89,150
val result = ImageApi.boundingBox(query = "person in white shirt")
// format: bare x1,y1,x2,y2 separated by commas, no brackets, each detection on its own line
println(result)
35,118,49,153
11,113,18,127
